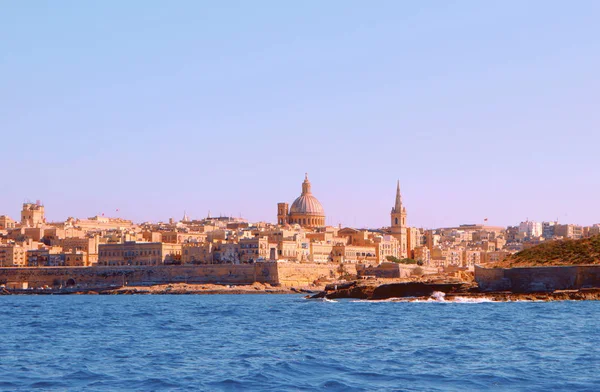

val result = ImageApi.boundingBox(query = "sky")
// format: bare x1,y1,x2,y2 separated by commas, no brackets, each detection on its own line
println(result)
1,1,599,229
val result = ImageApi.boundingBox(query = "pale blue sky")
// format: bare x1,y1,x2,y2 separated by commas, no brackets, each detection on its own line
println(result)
1,1,599,228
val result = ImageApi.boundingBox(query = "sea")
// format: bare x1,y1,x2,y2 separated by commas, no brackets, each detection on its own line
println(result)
0,295,598,391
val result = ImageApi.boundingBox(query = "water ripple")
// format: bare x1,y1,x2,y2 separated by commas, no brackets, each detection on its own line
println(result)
0,296,599,390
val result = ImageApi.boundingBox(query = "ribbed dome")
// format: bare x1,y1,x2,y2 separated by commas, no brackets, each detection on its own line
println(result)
290,194,325,216
288,173,325,217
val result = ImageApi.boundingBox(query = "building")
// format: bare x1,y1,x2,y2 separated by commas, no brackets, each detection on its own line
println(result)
542,221,558,239
0,245,27,267
481,250,512,264
425,230,441,250
212,242,240,263
161,231,207,244
0,216,16,230
70,216,134,231
372,235,399,264
239,236,270,263
277,174,325,228
413,246,431,265
61,237,99,255
462,250,482,268
390,181,408,257
277,240,302,262
332,244,377,264
431,248,463,267
65,249,87,267
26,249,51,266
21,202,45,228
98,242,182,266
586,225,600,238
309,242,334,263
406,227,421,258
518,220,543,238
554,224,583,240
182,242,213,264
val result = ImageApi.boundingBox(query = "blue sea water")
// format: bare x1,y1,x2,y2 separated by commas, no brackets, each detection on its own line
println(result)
0,295,599,391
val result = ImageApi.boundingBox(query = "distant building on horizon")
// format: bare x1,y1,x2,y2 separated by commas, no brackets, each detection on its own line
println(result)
21,201,45,228
519,220,543,238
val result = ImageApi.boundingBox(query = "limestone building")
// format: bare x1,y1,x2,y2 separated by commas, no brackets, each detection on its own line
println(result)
390,181,408,258
21,202,45,228
277,174,325,228
0,216,16,230
98,242,182,266
0,245,27,267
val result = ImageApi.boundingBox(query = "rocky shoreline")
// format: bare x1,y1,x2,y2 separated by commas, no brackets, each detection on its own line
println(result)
0,282,316,296
308,280,600,302
4,279,600,301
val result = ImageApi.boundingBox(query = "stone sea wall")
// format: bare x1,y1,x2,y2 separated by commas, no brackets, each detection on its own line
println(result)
356,263,438,279
475,264,600,292
0,262,348,289
276,263,357,287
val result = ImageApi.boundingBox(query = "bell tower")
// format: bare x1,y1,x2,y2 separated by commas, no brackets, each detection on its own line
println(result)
391,181,407,232
277,203,289,225
390,181,408,257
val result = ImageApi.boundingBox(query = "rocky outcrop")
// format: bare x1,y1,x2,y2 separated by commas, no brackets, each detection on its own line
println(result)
309,280,600,301
311,281,473,300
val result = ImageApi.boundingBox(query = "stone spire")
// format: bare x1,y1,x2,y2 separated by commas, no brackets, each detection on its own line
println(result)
301,173,312,195
392,180,402,213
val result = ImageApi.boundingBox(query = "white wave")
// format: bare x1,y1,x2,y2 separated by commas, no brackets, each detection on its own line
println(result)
351,298,405,303
351,292,499,303
346,290,563,303
450,296,494,303
430,291,446,301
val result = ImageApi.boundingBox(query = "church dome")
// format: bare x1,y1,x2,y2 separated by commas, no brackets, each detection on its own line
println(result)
289,174,325,216
290,194,325,216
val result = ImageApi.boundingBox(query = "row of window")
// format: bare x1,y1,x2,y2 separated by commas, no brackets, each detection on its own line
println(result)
289,217,323,225
101,260,159,266
100,249,160,257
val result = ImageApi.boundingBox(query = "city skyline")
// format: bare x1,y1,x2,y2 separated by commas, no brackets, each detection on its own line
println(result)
2,3,599,389
1,173,595,230
2,1,599,228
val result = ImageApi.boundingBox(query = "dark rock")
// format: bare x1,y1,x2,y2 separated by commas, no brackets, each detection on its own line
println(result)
324,281,357,291
371,282,468,300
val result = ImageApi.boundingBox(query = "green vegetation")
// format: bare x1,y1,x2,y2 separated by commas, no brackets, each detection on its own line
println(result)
386,256,422,265
494,235,600,268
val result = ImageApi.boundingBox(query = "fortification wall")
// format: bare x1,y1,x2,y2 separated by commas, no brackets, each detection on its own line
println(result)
276,263,354,287
0,262,353,289
474,265,509,291
356,263,437,279
475,265,600,292
0,263,280,288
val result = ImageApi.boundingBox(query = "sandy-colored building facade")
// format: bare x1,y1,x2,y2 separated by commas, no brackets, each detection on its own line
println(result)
332,244,377,264
21,202,45,228
0,245,27,267
98,242,182,266
0,216,16,230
